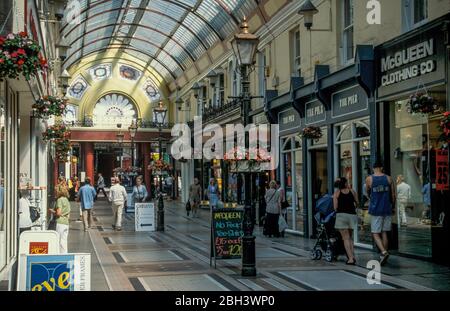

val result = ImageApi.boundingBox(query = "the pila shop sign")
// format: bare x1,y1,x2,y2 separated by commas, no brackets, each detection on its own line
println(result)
380,39,436,87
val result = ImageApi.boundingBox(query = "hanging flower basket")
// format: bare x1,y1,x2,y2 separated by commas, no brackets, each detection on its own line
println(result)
42,124,71,142
54,139,70,162
32,96,68,119
224,146,247,161
301,126,323,140
0,32,48,81
148,159,171,171
406,93,439,114
439,111,450,143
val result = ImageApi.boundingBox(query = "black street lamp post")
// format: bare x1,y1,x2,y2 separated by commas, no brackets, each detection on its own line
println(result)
231,17,260,277
154,101,167,232
128,120,138,168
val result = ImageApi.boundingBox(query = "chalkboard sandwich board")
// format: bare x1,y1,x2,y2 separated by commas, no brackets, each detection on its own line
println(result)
210,208,244,268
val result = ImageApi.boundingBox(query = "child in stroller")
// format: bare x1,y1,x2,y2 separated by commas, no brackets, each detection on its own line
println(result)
310,194,345,262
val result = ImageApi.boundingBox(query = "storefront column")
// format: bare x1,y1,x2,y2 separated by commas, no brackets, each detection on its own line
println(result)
83,142,95,183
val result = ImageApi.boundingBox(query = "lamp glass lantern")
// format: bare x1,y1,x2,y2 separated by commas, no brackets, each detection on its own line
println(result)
231,17,259,67
59,69,71,88
56,36,70,61
298,0,319,30
128,120,138,139
154,102,167,126
191,82,200,98
116,131,124,144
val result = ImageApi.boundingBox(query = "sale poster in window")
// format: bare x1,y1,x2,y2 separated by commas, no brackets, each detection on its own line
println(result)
18,253,91,291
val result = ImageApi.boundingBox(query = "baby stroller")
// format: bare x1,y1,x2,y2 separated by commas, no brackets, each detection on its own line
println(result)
310,194,344,262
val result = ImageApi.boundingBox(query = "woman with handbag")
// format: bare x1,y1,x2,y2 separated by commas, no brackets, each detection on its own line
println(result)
277,181,289,237
264,180,281,238
49,187,71,253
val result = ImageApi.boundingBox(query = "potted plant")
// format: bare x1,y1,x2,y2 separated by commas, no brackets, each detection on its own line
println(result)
301,126,323,140
32,96,68,119
406,93,439,114
0,31,48,81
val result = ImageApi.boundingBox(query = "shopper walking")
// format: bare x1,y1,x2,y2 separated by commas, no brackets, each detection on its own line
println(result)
165,174,174,199
333,177,358,265
132,176,148,205
264,180,281,238
276,181,288,237
396,175,411,227
109,177,128,231
365,161,396,265
207,178,219,210
19,190,33,234
189,178,202,217
50,187,71,253
95,173,108,200
77,177,97,232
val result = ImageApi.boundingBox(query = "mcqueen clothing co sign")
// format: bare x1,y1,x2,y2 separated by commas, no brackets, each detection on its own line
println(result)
380,39,435,86
376,21,447,100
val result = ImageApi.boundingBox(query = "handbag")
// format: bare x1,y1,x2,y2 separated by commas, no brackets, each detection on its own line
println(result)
29,205,40,223
47,215,57,231
281,200,289,209
278,215,288,232
185,200,191,211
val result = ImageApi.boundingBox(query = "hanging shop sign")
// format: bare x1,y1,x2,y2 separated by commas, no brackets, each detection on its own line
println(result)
332,85,369,118
376,23,446,100
305,100,326,125
253,112,269,125
278,108,301,134
135,203,156,231
17,253,91,291
436,149,449,191
210,208,244,268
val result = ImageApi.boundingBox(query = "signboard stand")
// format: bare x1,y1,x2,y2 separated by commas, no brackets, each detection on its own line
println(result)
135,203,155,232
210,208,244,269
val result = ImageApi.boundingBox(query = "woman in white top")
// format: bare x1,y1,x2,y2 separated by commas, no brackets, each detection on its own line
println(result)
264,180,281,238
19,190,33,234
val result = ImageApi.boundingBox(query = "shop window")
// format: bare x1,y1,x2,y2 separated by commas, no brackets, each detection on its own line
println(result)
389,89,446,258
281,135,304,233
290,29,301,77
341,0,354,64
403,0,428,31
218,74,225,107
257,52,266,107
335,119,371,246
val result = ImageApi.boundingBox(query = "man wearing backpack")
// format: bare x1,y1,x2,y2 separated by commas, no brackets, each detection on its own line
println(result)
365,161,396,265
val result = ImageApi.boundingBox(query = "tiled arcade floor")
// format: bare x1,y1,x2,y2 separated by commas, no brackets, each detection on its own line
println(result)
67,198,450,291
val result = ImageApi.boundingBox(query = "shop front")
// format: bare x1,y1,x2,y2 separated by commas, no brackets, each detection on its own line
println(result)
291,47,375,239
375,14,450,264
278,107,304,234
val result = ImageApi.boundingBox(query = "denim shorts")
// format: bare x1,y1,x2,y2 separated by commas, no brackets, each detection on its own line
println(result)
334,213,357,230
370,215,392,233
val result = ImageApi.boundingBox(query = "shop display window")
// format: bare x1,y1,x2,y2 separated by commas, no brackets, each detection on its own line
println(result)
281,135,304,233
335,119,371,245
389,87,447,258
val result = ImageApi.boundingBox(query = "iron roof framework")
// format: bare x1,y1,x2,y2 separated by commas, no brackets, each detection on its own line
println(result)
61,0,259,84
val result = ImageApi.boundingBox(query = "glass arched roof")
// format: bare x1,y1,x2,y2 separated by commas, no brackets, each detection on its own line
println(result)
61,0,259,83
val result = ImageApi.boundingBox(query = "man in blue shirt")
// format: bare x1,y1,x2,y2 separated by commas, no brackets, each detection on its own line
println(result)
365,161,396,266
77,177,97,232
